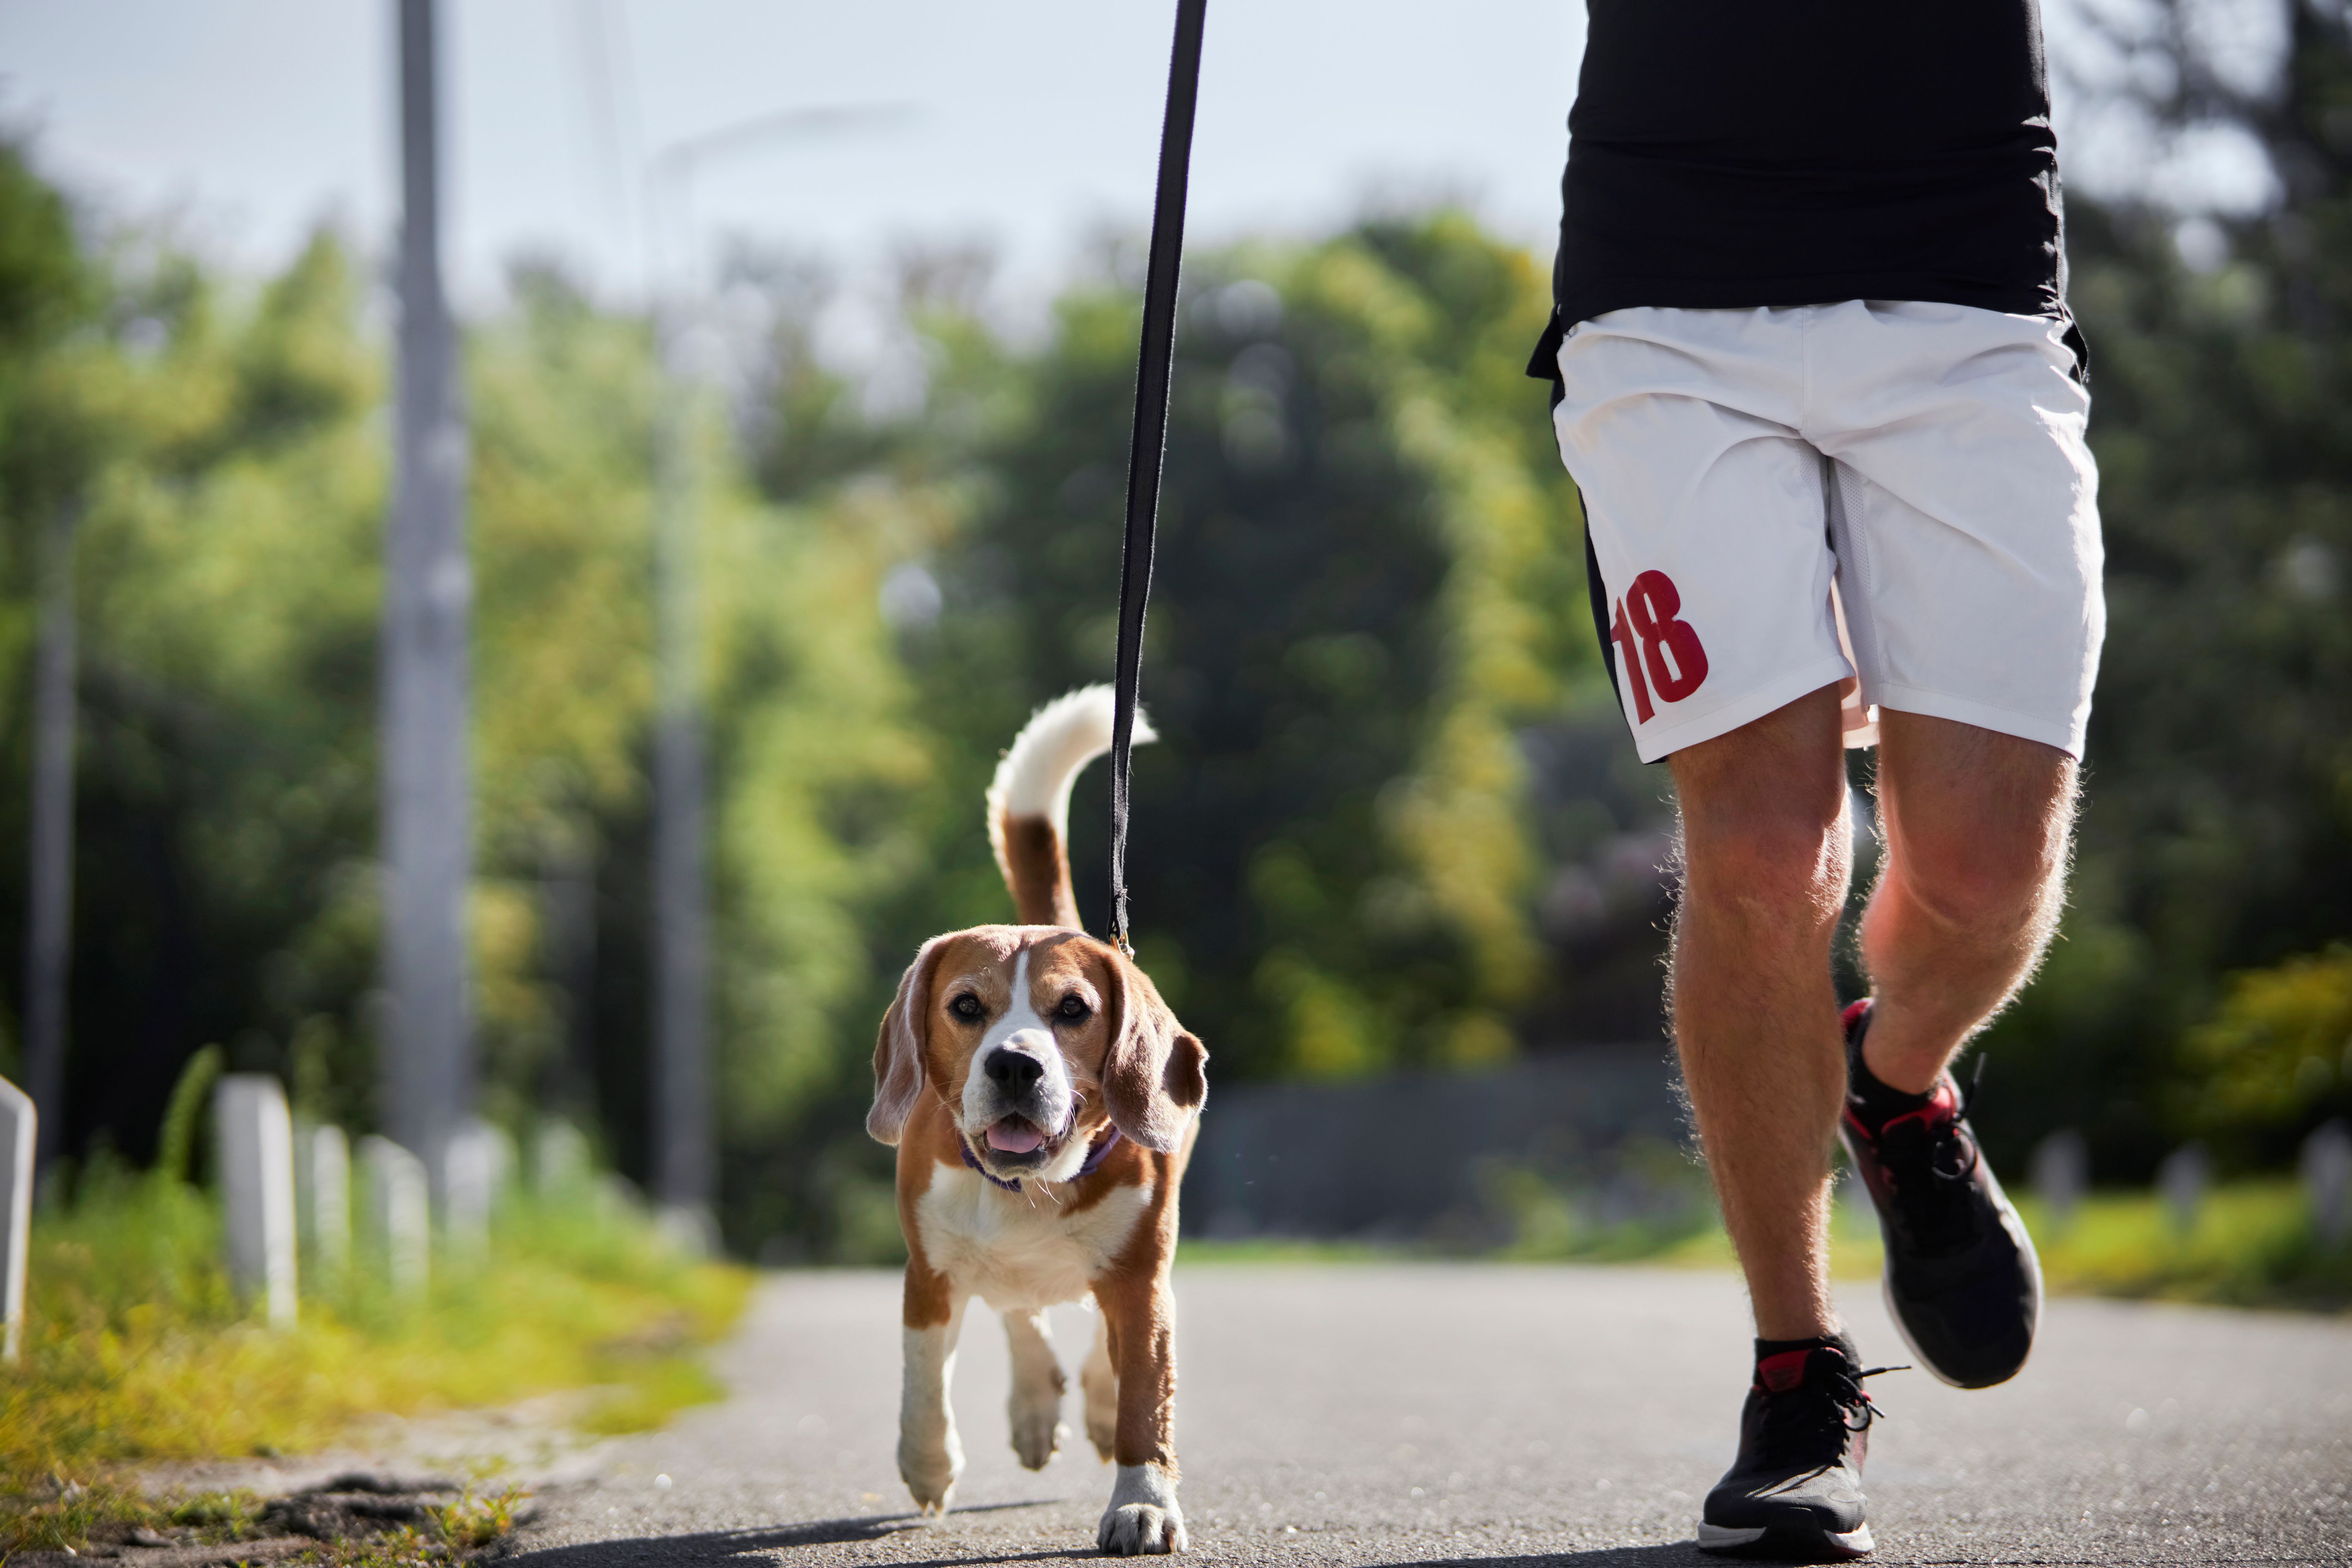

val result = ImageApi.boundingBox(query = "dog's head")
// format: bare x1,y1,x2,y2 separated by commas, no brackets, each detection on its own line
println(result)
867,925,1206,1180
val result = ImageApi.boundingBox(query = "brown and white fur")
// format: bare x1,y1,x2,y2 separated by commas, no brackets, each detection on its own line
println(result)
869,687,1207,1555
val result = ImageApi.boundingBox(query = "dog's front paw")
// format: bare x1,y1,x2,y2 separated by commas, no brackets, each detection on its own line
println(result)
899,1428,964,1516
1005,1343,1066,1471
1098,1502,1186,1556
1097,1464,1186,1555
1010,1408,1066,1471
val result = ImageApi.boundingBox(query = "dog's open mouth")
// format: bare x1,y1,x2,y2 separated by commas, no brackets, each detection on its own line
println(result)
985,1116,1049,1156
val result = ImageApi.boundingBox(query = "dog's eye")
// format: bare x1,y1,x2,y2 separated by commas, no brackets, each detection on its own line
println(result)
1055,995,1091,1023
949,993,984,1022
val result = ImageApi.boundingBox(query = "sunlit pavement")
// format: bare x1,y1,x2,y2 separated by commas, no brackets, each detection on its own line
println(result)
507,1263,2352,1567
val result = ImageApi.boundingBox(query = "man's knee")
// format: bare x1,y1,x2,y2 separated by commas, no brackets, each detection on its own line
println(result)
1671,693,1851,928
1876,716,2076,938
1884,809,2066,937
1682,797,1852,928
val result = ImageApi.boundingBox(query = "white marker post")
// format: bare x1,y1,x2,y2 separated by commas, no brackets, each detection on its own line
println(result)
215,1074,299,1328
0,1077,34,1363
533,1118,591,1197
2303,1119,2351,1249
2158,1142,2209,1236
295,1122,352,1282
2029,1127,2088,1231
360,1135,431,1296
442,1118,511,1254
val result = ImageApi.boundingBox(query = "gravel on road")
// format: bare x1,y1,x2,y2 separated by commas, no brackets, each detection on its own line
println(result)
506,1263,2352,1568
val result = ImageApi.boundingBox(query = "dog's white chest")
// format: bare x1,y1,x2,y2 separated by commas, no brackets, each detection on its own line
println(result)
915,1167,1153,1312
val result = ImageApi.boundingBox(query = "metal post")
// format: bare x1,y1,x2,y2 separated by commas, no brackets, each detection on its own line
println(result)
383,0,475,1207
634,103,909,1246
650,314,712,1233
23,501,77,1182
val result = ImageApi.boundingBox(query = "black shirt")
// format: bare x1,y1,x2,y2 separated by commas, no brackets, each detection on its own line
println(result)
1530,0,2069,377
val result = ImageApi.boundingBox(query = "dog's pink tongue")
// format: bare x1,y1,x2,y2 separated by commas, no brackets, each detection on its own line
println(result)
986,1118,1044,1154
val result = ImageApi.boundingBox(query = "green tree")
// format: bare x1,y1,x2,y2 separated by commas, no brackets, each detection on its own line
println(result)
0,169,933,1246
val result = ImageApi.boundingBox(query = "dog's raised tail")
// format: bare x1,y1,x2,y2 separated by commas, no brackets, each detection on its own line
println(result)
987,685,1155,929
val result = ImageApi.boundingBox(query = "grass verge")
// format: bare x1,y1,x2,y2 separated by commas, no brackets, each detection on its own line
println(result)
0,1154,750,1503
2014,1180,2352,1308
1182,1180,2352,1311
1598,1180,2351,1309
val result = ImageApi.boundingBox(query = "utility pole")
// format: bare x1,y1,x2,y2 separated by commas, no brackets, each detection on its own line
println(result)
649,312,712,1241
641,105,911,1244
21,500,78,1182
383,0,474,1206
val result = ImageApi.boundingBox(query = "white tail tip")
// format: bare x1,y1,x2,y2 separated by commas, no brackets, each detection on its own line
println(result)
985,685,1154,875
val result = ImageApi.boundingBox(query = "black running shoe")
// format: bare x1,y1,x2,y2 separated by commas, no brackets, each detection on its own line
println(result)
1838,999,2042,1389
1698,1335,1889,1560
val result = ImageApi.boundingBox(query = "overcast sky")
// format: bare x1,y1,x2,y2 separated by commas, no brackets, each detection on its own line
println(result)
0,0,2281,316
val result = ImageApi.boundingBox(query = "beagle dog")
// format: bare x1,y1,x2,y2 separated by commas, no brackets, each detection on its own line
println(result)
868,687,1208,1555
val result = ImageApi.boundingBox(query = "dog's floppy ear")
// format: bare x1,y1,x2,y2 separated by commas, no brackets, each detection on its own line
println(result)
870,936,951,1145
1101,951,1207,1153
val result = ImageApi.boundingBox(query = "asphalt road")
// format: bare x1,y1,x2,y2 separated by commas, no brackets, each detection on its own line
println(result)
508,1263,2352,1568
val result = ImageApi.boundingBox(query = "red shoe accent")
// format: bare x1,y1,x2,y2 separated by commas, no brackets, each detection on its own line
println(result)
1756,1349,1813,1394
1872,1080,1963,1138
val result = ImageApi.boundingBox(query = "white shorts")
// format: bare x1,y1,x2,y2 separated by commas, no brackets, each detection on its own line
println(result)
1550,300,2103,763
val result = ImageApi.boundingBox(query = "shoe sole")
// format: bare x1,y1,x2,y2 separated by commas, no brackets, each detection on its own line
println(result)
1838,1124,2045,1390
1698,1520,1875,1560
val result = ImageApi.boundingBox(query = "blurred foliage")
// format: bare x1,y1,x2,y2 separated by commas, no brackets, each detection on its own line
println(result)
2010,1181,2352,1310
1,1137,747,1491
2174,945,2352,1161
0,141,85,359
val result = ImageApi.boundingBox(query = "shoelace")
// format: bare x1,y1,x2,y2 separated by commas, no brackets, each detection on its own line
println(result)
1758,1359,1910,1457
1832,1362,1910,1432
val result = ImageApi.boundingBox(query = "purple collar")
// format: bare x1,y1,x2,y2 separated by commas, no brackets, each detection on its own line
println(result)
959,1123,1125,1194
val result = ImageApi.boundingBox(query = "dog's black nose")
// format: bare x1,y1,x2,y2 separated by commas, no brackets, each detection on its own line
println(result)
983,1048,1045,1094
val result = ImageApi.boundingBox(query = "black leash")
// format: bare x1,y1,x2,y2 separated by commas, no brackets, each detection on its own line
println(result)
1107,0,1207,956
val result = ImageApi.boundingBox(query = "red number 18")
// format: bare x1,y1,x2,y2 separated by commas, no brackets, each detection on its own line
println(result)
1608,569,1710,724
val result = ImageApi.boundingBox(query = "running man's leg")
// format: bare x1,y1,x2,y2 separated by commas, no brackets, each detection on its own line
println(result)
1666,683,1851,1341
1857,712,2078,1092
1550,308,1901,1556
1803,303,2092,1392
